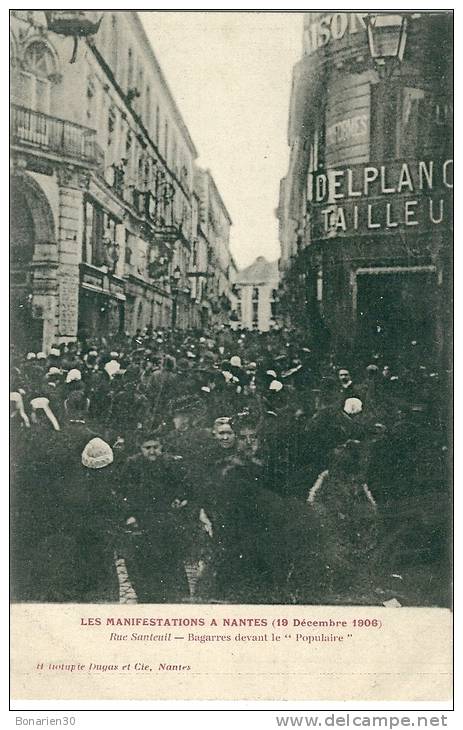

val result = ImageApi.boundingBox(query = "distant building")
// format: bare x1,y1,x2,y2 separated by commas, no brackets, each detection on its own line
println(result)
194,169,234,327
234,256,279,331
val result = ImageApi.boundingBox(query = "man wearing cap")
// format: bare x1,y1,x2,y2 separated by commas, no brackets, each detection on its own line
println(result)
335,368,367,406
145,353,182,414
62,390,97,454
163,394,210,471
209,413,270,601
118,431,190,602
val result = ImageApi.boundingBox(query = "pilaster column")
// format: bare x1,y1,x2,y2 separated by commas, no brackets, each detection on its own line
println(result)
56,166,89,343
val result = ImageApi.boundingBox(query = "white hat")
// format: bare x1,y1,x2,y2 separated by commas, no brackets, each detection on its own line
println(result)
269,379,283,392
110,351,119,359
66,369,82,383
47,367,61,377
31,397,50,410
199,337,206,343
81,438,114,470
186,351,196,359
26,352,36,361
104,360,120,378
343,397,363,415
266,369,277,378
230,355,242,368
36,352,46,360
49,348,60,357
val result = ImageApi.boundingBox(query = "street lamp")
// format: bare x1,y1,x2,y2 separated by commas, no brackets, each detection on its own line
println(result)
44,11,103,63
365,13,408,79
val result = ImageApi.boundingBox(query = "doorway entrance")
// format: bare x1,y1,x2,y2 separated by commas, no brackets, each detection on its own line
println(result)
355,267,438,365
10,181,42,354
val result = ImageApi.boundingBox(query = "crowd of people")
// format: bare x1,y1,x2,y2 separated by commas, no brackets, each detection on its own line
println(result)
10,326,450,605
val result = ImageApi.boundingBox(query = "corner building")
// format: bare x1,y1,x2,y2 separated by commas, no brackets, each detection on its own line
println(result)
278,12,453,365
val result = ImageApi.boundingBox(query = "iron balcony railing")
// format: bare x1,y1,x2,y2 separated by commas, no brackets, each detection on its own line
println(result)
11,104,100,165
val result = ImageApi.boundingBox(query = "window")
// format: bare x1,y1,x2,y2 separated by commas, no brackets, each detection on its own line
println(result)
252,300,259,324
430,98,452,156
83,198,117,268
270,289,278,319
86,77,95,124
370,83,400,161
317,120,325,170
399,87,425,158
127,48,133,91
155,105,160,146
144,159,151,190
145,85,151,126
126,129,132,156
181,164,189,188
24,41,56,80
125,231,133,265
14,40,58,114
164,121,169,160
252,287,259,301
108,107,116,148
110,15,118,73
83,199,102,266
10,31,18,68
138,156,144,187
137,66,143,111
371,85,450,160
172,139,178,176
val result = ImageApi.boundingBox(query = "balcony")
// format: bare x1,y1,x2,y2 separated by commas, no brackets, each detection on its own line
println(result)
11,104,100,166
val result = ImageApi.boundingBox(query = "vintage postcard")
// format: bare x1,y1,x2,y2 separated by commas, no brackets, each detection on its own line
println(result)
9,8,453,704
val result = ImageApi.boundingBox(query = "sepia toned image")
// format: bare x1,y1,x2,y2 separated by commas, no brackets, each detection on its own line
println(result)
10,8,452,621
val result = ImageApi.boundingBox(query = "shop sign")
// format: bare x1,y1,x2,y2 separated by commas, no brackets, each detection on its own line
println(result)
109,280,125,299
310,159,453,238
326,113,369,148
304,13,368,57
59,272,79,337
81,269,104,290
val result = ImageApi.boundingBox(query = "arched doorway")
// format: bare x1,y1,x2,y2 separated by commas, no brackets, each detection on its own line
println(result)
10,175,56,354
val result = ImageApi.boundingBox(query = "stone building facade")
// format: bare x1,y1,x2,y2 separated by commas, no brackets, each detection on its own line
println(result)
10,10,235,352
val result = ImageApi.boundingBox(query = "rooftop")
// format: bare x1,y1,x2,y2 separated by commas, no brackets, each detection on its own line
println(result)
236,256,279,285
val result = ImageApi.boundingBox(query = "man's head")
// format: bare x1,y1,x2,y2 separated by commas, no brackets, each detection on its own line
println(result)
64,390,90,419
140,437,163,462
173,412,190,432
212,417,236,450
169,395,205,431
233,415,260,458
338,368,351,386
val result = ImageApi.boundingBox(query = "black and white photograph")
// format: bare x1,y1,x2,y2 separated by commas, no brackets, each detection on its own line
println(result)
10,9,453,611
